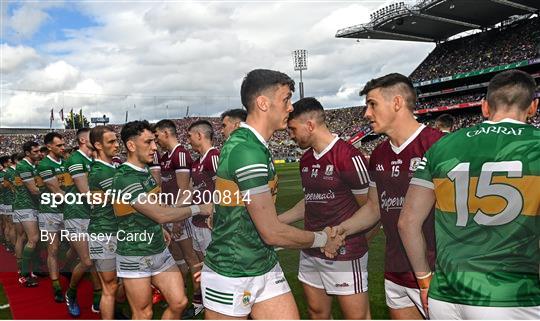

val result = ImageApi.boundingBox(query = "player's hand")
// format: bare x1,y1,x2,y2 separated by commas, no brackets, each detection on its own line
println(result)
193,262,204,283
321,226,344,258
206,214,214,230
163,228,171,246
199,203,214,216
171,222,182,240
330,224,346,239
416,272,432,317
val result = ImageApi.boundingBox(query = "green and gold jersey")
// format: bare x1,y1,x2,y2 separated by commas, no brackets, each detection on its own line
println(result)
64,150,93,220
13,159,39,210
0,170,5,205
88,159,117,234
411,119,540,307
112,162,165,256
37,156,69,213
3,167,16,206
205,123,278,277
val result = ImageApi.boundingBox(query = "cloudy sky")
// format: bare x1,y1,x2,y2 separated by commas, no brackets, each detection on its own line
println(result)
1,0,434,128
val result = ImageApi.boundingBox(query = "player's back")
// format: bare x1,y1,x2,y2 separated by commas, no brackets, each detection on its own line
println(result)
413,119,540,307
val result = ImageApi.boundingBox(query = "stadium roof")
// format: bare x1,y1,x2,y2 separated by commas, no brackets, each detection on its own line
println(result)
336,0,540,42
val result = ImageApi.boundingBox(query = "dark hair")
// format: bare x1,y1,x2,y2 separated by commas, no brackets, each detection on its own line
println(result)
90,125,115,149
289,97,326,123
154,119,177,135
11,153,22,163
44,132,63,145
76,128,90,145
240,69,295,112
188,120,214,141
220,108,247,122
22,141,40,154
487,70,537,111
434,114,455,130
360,73,417,110
120,120,153,147
0,156,7,166
40,146,48,153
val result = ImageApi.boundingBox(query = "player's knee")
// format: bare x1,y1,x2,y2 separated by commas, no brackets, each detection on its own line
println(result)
80,258,93,269
168,295,188,314
138,306,153,320
307,304,331,319
102,280,118,295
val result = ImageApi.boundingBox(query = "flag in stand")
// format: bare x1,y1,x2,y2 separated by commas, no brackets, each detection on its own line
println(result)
59,108,64,121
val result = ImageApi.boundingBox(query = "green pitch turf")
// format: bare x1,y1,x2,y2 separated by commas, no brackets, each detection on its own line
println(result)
0,162,389,320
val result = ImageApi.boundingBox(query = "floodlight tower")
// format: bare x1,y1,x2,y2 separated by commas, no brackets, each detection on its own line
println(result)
292,49,308,99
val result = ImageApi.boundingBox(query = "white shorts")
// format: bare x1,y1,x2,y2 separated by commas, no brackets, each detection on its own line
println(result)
64,218,90,236
4,205,13,216
14,209,38,223
89,235,117,260
38,213,64,232
201,263,291,317
166,219,191,242
190,224,211,254
298,251,368,295
385,279,425,317
116,247,176,278
0,204,6,214
429,298,540,320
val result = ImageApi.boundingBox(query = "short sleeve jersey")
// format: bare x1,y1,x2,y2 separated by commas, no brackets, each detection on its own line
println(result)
13,160,39,210
191,147,220,228
300,137,370,260
88,159,118,235
64,150,93,219
112,162,165,256
205,123,278,277
0,170,5,205
3,167,17,206
411,119,540,307
368,125,443,288
37,155,70,214
159,144,193,200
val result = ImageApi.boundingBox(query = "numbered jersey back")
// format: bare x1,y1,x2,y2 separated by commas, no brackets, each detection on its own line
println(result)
412,119,540,308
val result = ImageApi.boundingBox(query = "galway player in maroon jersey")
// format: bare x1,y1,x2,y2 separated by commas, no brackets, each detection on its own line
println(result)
187,120,219,257
280,97,371,319
333,73,444,319
153,119,204,315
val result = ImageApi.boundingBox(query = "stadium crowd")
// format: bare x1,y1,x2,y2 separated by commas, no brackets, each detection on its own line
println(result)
410,16,540,82
416,92,484,110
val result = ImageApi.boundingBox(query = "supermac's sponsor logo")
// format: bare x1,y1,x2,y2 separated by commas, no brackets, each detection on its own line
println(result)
380,190,405,212
305,190,335,202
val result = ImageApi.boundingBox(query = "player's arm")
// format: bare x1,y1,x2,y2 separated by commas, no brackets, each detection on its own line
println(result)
247,191,339,250
397,184,434,277
21,176,40,195
333,186,380,237
174,150,193,205
150,167,161,186
38,166,64,196
278,198,305,224
72,175,90,194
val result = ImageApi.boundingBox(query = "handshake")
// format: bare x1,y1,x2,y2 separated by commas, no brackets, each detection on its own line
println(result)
319,225,346,259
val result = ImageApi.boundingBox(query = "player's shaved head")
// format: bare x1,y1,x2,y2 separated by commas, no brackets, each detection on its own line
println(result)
487,70,537,112
360,73,417,111
154,119,177,135
289,97,326,125
188,120,214,141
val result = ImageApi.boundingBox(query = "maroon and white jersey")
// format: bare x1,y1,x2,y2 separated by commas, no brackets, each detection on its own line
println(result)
112,156,124,167
368,124,443,288
191,147,220,228
300,137,370,261
159,144,193,202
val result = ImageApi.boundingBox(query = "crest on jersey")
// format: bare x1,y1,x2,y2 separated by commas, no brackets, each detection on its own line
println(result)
325,165,334,176
302,167,308,173
409,157,422,171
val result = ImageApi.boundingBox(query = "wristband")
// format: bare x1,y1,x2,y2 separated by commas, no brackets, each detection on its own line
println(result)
189,205,201,216
311,231,328,248
416,271,432,289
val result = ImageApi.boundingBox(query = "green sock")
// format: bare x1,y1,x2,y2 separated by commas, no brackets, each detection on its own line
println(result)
93,289,102,306
52,279,61,292
67,285,77,299
21,245,35,276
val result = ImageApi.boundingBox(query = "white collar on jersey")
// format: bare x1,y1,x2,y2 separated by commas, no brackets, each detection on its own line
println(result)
124,161,148,173
389,124,426,155
165,143,183,158
199,147,217,164
313,135,340,160
23,158,35,168
47,154,62,165
240,122,268,148
484,118,526,125
94,158,115,168
77,149,93,161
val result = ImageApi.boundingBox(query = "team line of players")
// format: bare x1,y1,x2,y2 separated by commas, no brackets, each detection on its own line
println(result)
0,68,539,320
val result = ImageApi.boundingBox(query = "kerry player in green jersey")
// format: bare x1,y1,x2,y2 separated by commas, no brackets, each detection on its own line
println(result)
88,125,122,319
37,133,70,299
113,121,211,319
0,156,16,249
14,143,42,287
202,69,343,319
399,70,540,319
63,128,103,317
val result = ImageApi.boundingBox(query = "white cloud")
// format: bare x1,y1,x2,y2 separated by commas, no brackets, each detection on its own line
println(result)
7,5,50,39
0,44,40,73
1,1,435,128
